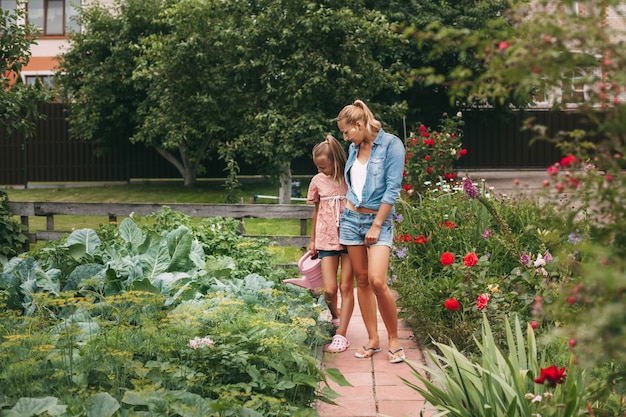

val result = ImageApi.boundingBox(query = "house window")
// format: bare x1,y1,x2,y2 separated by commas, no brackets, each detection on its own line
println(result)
27,0,80,35
24,74,55,88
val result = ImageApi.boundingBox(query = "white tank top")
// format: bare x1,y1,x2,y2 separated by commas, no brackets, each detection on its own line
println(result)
350,158,368,202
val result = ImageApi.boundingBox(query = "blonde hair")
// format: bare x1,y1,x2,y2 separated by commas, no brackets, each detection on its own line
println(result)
312,134,347,184
336,99,382,135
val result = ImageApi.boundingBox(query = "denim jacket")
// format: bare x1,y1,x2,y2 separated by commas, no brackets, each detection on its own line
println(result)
344,129,406,211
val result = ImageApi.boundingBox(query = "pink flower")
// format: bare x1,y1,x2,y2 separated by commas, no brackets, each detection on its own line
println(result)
476,293,490,310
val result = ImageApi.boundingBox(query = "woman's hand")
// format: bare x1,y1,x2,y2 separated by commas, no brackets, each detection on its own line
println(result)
365,224,381,246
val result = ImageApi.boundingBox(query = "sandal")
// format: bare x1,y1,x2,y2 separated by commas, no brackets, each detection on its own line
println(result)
325,334,350,353
388,347,406,364
354,346,381,359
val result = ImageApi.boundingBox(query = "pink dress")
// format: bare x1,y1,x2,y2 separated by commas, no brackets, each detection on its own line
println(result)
307,173,348,251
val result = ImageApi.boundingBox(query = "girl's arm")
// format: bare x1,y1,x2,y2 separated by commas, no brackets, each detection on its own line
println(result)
308,202,320,254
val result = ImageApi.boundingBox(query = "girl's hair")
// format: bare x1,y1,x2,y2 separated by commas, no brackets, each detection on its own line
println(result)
336,99,382,135
312,134,347,184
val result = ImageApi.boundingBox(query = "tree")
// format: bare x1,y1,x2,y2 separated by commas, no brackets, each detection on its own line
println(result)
0,1,51,138
365,0,513,127
228,0,408,202
58,0,408,192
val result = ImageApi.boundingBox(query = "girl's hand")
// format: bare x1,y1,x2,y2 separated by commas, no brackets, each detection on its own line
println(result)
307,241,317,254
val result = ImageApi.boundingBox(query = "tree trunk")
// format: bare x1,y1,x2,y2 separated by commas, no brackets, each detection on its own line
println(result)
278,162,292,204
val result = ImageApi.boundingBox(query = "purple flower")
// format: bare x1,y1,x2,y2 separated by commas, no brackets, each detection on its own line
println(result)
568,231,582,244
520,253,531,266
544,251,553,263
463,177,478,199
393,213,404,223
394,246,408,259
482,229,492,239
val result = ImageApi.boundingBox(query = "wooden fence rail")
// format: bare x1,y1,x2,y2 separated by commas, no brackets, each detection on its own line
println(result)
8,202,314,249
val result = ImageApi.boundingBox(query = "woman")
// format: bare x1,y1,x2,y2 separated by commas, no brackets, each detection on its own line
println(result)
337,99,406,363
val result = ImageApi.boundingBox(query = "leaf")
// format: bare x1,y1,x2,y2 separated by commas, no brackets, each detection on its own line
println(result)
63,263,106,291
325,367,353,387
86,392,119,417
119,218,144,250
65,228,101,257
166,226,192,272
141,240,171,281
6,396,67,417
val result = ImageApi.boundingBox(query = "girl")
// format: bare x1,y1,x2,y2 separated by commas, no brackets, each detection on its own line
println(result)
307,134,354,353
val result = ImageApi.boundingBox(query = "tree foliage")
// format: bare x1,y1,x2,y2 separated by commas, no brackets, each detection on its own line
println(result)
0,1,51,137
57,0,408,191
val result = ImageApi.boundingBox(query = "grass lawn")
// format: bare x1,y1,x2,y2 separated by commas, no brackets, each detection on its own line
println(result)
4,178,313,264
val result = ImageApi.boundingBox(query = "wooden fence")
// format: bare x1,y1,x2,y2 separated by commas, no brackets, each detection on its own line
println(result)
8,201,314,250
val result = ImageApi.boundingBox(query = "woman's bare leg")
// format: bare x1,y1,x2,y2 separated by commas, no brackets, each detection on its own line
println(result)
367,245,401,353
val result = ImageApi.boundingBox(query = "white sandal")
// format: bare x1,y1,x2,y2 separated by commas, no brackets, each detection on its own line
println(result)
325,334,350,353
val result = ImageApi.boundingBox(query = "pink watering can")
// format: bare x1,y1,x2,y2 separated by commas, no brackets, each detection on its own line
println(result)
282,250,324,295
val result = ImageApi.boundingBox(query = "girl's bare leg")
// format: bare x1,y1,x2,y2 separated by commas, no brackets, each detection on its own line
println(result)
335,253,354,337
321,255,340,320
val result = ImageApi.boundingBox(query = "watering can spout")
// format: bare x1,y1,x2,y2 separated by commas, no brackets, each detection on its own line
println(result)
282,277,314,290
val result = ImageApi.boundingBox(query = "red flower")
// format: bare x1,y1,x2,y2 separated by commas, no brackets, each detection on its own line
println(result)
459,149,467,157
397,234,412,242
560,155,578,167
419,125,427,132
444,298,461,311
442,220,457,229
534,365,567,387
414,235,428,244
441,252,455,266
424,155,430,161
463,252,478,267
402,184,412,192
476,293,490,310
427,167,433,175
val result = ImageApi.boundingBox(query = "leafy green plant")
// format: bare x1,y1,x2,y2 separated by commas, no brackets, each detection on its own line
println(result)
404,315,586,417
402,113,466,195
390,182,566,351
0,190,27,263
0,205,344,415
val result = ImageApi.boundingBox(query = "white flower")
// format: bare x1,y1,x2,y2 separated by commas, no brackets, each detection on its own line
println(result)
532,395,543,403
189,336,214,349
456,111,463,118
534,254,546,267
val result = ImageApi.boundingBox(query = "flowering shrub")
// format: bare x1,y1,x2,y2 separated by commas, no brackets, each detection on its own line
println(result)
402,113,467,195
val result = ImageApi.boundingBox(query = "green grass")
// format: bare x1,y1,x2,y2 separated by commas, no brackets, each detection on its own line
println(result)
5,178,313,264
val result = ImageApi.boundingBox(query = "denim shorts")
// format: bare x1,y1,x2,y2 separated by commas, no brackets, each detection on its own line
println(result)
317,249,348,259
339,208,394,247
